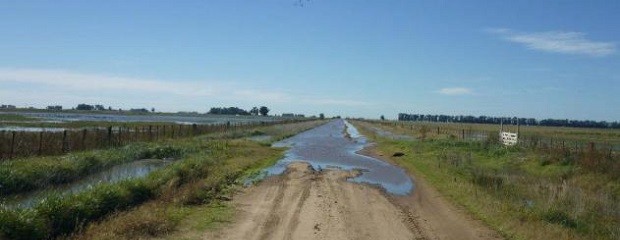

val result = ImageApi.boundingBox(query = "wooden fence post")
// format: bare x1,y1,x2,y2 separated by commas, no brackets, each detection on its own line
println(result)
118,127,122,145
62,130,68,153
38,131,43,156
148,125,153,141
107,126,113,147
461,129,465,139
81,129,87,150
10,131,15,159
171,125,175,138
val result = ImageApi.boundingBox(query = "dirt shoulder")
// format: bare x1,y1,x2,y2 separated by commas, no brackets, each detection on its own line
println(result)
204,161,420,240
358,144,502,240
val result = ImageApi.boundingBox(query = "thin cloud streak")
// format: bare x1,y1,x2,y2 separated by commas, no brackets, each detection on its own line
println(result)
0,68,368,109
437,87,473,96
487,28,616,57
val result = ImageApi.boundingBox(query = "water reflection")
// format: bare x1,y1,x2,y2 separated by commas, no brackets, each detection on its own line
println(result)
1,159,172,208
266,120,414,195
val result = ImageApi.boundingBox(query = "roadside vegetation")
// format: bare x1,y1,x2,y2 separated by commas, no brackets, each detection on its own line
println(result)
0,120,326,240
352,120,620,240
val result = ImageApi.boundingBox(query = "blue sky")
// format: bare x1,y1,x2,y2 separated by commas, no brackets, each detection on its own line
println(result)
0,1,618,120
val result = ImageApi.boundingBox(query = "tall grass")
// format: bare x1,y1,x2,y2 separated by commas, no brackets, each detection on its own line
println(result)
0,142,188,196
0,120,326,239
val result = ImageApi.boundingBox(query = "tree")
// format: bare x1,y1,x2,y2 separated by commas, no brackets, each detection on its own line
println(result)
259,106,270,116
250,107,259,116
76,104,94,111
208,107,250,115
319,113,325,120
380,115,385,121
151,107,155,113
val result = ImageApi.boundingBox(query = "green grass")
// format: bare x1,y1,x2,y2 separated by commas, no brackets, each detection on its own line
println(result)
368,120,620,148
0,120,326,239
0,142,190,196
0,114,38,122
353,120,620,240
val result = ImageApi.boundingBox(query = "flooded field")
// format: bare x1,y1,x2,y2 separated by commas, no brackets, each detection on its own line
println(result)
2,112,278,125
265,119,413,195
1,158,173,208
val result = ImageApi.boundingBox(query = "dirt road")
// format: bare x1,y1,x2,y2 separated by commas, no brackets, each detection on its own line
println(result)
204,160,501,240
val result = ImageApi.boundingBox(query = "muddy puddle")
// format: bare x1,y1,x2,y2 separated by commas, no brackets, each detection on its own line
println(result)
1,159,173,208
263,119,414,195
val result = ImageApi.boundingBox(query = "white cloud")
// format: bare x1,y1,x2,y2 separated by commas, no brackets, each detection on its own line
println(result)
0,68,368,111
0,68,219,96
487,28,616,57
437,87,473,96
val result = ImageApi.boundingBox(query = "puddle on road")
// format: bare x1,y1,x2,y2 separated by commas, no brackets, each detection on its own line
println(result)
1,159,173,208
265,119,414,195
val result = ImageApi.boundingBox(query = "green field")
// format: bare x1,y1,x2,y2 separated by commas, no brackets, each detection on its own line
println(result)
352,120,620,240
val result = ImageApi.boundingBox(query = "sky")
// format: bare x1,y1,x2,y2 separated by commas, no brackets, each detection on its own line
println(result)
0,0,618,121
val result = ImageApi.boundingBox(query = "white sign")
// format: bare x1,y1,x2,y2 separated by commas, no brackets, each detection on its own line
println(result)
500,131,518,146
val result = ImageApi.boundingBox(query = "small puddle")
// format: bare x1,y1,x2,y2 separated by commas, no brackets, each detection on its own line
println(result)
265,119,414,195
246,135,273,142
1,159,173,208
368,126,415,141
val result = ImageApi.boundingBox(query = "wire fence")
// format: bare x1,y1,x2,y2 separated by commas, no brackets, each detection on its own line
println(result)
0,119,303,160
365,120,619,154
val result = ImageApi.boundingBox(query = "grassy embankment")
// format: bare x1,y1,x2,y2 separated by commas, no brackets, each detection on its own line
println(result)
0,120,326,240
352,120,619,240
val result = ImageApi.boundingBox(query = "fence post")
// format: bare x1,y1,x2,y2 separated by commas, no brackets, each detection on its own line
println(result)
38,131,43,156
171,125,175,138
192,124,197,136
81,129,87,150
62,130,68,153
461,129,465,139
148,125,153,141
10,131,15,159
107,126,113,147
118,127,123,145
155,126,159,141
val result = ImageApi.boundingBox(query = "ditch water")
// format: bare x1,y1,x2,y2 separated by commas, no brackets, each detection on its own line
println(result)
1,159,173,208
9,112,277,124
263,119,414,195
0,126,66,132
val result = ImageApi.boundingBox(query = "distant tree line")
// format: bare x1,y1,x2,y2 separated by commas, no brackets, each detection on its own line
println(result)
398,113,620,129
208,106,270,116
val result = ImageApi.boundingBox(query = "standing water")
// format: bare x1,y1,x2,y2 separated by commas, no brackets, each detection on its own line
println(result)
266,119,414,195
1,159,173,208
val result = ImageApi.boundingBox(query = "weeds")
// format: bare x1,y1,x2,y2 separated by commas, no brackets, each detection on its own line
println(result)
353,120,620,240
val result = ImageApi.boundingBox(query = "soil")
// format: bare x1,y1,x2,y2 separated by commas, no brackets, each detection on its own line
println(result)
204,154,501,240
